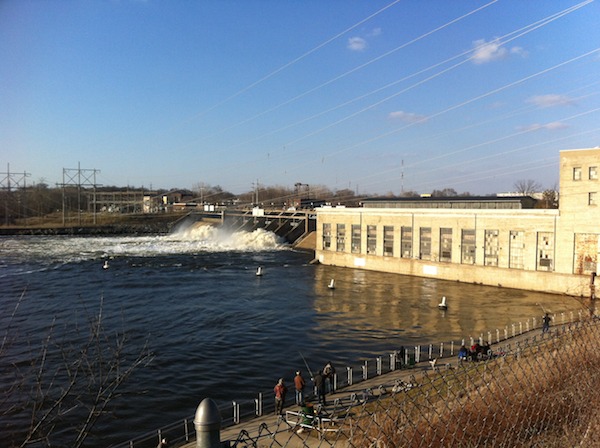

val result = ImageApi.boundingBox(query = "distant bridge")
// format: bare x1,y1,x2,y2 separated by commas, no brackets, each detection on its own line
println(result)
174,209,316,246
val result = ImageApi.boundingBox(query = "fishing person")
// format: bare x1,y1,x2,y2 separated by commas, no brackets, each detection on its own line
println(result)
274,378,288,415
294,370,306,406
314,370,326,406
542,313,552,333
323,361,336,394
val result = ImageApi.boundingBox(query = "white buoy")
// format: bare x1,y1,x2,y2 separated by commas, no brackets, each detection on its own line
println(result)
102,260,109,270
328,279,335,289
438,296,447,310
256,266,263,276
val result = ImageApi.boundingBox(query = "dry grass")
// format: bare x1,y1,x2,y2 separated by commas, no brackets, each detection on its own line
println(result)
346,321,600,447
5,211,184,228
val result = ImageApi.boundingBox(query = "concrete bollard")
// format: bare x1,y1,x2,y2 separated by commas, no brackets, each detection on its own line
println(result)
194,398,222,448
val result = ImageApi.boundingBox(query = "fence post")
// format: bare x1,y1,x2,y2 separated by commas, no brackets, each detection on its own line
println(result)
519,322,522,335
255,392,263,416
185,418,190,442
362,361,368,380
504,328,508,340
347,367,353,386
405,349,409,366
512,324,515,338
415,346,420,364
333,372,337,392
440,342,444,358
377,357,382,376
428,344,433,360
194,398,222,448
561,313,565,324
526,321,529,332
233,401,240,424
451,341,454,356
390,353,395,371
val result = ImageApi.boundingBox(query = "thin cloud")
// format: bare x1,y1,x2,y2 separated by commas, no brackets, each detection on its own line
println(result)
516,122,571,132
471,38,528,64
389,111,427,123
525,94,575,108
347,37,367,51
369,28,382,37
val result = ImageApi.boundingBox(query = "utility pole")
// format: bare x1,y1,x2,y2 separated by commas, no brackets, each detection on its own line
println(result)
401,159,404,195
59,163,100,226
0,164,30,227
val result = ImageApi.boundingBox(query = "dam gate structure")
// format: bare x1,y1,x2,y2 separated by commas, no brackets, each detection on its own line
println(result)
179,209,316,246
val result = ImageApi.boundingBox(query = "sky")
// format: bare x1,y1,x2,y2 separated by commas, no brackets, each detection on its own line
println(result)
1,0,599,196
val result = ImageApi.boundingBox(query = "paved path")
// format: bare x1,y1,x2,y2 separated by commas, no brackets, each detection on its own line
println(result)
181,326,555,448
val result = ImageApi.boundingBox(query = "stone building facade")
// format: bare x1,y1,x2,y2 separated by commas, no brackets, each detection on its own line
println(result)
315,148,600,296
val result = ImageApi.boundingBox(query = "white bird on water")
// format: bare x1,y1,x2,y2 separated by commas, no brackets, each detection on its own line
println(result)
328,279,335,289
256,266,263,276
102,260,109,270
438,296,447,310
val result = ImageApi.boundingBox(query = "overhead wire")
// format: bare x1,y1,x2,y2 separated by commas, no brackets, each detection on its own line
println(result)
209,0,594,168
118,0,405,157
195,0,596,187
162,0,500,159
258,49,600,186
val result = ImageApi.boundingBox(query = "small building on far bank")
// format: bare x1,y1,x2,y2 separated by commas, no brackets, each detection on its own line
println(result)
315,147,600,296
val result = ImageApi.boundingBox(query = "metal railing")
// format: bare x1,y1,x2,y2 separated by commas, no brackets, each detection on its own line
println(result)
110,310,588,448
228,317,600,447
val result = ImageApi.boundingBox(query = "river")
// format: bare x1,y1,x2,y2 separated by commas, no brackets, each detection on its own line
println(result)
0,224,575,446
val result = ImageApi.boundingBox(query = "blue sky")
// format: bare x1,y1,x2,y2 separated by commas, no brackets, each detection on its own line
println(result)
1,0,599,196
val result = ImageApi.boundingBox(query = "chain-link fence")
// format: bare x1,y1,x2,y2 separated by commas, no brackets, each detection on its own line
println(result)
228,318,600,448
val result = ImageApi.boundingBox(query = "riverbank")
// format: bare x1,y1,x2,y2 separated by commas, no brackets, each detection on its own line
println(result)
0,213,184,236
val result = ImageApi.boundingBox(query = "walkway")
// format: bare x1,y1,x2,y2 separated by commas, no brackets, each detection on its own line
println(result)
181,325,554,448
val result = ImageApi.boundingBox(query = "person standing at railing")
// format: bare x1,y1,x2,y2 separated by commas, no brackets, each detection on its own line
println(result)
315,370,327,406
323,361,336,394
294,370,306,406
542,313,552,333
274,378,288,415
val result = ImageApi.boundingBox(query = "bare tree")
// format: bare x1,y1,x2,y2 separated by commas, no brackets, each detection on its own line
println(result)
401,190,420,198
1,294,153,448
513,179,542,196
538,184,559,209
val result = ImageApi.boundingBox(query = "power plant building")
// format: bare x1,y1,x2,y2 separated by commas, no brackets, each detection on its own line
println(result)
315,148,599,297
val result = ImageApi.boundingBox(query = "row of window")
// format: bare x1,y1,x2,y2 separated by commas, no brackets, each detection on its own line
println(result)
322,224,554,271
573,166,598,180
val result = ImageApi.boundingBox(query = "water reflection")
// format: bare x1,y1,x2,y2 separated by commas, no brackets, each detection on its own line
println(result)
312,265,579,344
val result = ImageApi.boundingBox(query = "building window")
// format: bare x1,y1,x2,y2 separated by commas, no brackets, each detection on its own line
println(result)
590,166,598,180
367,225,377,254
574,233,598,274
384,226,394,257
509,230,525,269
401,226,412,258
537,232,554,272
439,228,452,262
484,230,499,267
420,227,431,260
336,224,346,252
589,192,597,206
351,224,361,254
323,223,331,250
573,167,582,180
461,229,476,264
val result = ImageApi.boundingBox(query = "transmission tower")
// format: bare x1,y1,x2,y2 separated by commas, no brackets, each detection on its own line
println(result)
58,163,100,226
0,164,31,226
